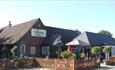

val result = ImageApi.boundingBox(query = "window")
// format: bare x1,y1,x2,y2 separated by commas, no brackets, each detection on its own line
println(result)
41,46,49,57
20,45,26,56
30,46,36,55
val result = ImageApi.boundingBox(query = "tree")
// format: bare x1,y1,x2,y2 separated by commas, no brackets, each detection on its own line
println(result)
10,46,17,58
91,46,101,58
98,30,112,37
75,29,81,35
103,46,112,61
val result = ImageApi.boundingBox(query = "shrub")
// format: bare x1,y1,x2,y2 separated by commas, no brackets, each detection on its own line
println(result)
60,51,72,58
71,53,76,59
60,51,76,59
103,45,112,61
91,46,100,55
103,46,111,53
91,46,100,58
80,52,85,59
14,60,25,68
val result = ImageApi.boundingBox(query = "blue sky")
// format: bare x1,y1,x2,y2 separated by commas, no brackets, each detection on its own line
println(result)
0,0,115,37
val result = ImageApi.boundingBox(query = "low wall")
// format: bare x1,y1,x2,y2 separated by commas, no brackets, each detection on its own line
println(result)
35,58,100,70
0,58,100,70
107,56,115,65
78,59,100,69
35,58,76,70
0,59,35,69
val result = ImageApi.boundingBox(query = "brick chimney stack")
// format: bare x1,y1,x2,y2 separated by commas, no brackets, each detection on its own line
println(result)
8,21,12,27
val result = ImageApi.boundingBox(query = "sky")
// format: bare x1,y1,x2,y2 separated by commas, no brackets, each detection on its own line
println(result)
0,0,115,37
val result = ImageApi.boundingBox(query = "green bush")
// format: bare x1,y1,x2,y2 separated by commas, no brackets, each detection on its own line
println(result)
60,51,70,58
91,46,100,55
60,51,76,59
71,53,76,59
80,52,85,59
103,46,112,61
15,60,25,68
14,59,36,68
103,46,111,53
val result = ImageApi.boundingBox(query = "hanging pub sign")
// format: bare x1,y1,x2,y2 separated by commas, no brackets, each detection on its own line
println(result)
31,28,46,37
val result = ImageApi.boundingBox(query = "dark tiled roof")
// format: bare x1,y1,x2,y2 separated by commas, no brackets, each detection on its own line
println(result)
77,32,115,46
45,26,79,44
0,19,37,44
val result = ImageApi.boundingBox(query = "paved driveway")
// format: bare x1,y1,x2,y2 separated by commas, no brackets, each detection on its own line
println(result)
12,63,115,70
95,63,115,70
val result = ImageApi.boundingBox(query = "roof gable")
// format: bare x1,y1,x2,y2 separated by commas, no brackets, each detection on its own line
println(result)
76,32,90,46
0,18,42,44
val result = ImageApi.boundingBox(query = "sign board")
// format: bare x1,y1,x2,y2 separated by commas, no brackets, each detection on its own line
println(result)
31,28,46,37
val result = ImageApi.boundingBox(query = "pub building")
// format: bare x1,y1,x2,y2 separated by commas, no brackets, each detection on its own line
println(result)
0,18,78,59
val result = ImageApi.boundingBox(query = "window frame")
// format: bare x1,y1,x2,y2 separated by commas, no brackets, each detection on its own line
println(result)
20,45,26,56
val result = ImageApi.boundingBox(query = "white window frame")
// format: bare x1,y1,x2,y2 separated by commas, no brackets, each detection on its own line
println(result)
20,45,26,57
30,46,36,55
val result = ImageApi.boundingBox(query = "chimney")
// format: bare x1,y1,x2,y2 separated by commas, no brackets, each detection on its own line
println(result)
8,21,12,27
